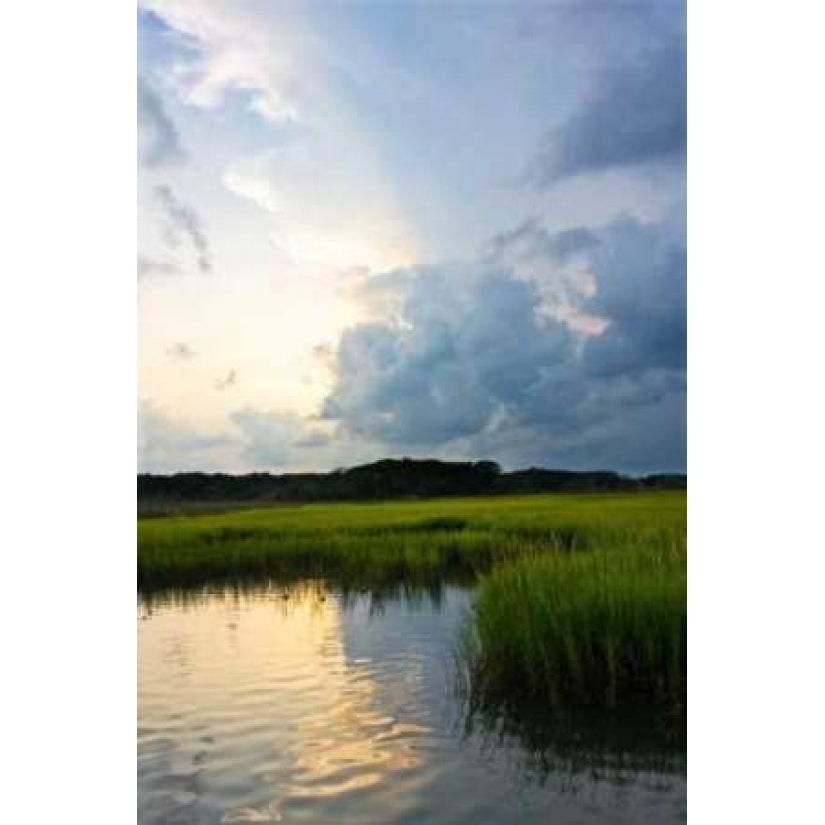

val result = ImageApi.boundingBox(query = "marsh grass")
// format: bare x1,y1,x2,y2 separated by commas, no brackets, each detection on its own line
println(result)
137,491,685,590
461,538,686,711
138,491,686,713
137,492,687,718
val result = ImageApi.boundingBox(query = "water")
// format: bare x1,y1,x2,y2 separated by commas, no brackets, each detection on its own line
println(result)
138,582,686,824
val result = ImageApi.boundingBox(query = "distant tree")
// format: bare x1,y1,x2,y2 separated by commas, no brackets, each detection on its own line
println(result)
138,459,685,506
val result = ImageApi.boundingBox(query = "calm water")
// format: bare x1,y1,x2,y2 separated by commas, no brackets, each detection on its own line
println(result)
138,582,686,824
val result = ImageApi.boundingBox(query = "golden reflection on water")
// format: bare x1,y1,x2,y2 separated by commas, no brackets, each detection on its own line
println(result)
138,584,430,824
138,583,687,825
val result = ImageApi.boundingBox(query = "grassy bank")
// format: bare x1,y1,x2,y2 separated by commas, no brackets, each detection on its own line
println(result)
462,539,686,711
138,490,686,713
137,491,685,589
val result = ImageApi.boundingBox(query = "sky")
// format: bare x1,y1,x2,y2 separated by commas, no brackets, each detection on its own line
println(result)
137,0,686,476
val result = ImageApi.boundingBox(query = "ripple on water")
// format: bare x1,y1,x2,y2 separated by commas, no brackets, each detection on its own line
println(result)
138,584,686,825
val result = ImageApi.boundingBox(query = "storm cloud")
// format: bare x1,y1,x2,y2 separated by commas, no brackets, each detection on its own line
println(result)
322,268,573,445
322,216,686,472
532,35,686,183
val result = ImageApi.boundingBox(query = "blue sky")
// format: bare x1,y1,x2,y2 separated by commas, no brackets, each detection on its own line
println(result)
137,0,686,475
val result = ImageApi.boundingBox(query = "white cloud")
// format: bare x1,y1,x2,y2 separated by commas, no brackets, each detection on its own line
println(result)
138,399,238,472
139,0,303,122
141,1,418,271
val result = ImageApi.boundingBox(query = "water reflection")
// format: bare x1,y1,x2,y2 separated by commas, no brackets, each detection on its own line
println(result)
460,698,685,791
139,579,449,617
138,581,685,824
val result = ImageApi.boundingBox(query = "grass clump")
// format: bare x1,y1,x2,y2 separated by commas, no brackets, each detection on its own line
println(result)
464,538,686,711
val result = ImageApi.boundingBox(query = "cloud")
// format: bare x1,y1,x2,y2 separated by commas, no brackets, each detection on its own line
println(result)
579,217,686,377
215,368,237,391
138,0,301,123
486,219,599,262
167,342,194,360
531,35,686,183
154,184,212,272
230,408,332,469
322,266,573,445
321,216,685,472
466,381,686,476
138,400,236,472
483,218,605,334
136,2,686,474
137,255,181,278
138,75,186,168
139,401,338,473
531,387,687,475
139,3,417,270
293,430,331,449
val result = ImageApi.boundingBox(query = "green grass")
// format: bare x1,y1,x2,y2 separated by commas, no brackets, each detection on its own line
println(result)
138,490,686,712
462,537,686,711
137,491,686,589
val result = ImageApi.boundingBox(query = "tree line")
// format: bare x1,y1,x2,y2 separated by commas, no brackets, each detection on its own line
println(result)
138,458,686,506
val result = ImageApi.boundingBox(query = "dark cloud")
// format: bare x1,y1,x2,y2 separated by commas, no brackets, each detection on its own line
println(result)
322,216,685,472
513,0,685,57
580,218,686,378
471,384,686,476
322,268,572,445
537,389,687,475
137,76,186,168
154,185,212,273
532,35,686,183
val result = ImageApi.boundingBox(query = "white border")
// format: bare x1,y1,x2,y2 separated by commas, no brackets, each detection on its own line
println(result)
690,1,825,822
2,1,135,820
